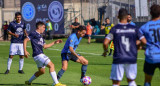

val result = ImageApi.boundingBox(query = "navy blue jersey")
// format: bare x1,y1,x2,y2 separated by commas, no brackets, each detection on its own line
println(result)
7,21,26,43
28,31,45,57
106,23,144,64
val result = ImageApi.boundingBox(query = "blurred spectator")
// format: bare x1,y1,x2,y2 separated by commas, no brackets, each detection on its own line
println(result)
127,14,136,26
46,20,53,40
90,19,100,35
86,22,93,44
3,21,9,40
71,17,80,33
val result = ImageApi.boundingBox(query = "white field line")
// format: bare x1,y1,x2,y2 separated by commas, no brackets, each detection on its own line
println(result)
0,44,145,60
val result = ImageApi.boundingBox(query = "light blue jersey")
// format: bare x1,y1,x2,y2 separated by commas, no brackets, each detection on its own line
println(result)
130,21,136,26
61,33,82,53
140,20,160,63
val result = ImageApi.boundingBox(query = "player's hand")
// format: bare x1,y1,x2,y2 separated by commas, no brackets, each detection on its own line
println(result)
14,34,19,38
55,39,63,44
78,56,86,64
24,51,30,58
102,52,107,57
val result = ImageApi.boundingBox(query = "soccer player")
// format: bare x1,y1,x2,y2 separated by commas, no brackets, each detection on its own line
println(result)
103,8,146,86
4,12,28,74
24,22,66,86
57,26,88,83
127,14,136,26
102,18,114,56
139,4,160,86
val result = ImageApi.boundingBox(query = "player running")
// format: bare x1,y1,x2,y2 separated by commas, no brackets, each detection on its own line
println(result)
57,25,88,84
23,21,66,86
4,12,28,74
103,8,146,86
139,4,160,86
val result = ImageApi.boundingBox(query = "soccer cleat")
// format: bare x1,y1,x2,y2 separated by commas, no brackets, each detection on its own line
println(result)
54,83,66,86
18,70,24,74
4,70,10,74
80,79,83,83
25,81,32,85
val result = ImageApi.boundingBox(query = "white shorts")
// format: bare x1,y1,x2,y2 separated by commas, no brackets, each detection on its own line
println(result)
33,54,51,68
9,43,24,55
110,64,137,81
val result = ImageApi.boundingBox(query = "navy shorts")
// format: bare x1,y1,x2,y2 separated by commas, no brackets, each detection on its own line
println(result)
61,53,80,62
144,61,160,75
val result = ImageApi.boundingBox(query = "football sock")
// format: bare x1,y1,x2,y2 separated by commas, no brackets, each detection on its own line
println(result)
81,65,88,79
144,82,151,86
128,81,136,86
29,75,37,83
57,69,65,80
50,71,59,84
19,58,24,70
7,58,12,70
109,49,112,55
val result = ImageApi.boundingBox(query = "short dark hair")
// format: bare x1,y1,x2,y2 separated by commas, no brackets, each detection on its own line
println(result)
105,18,110,20
150,4,160,19
118,8,128,20
128,13,131,16
36,21,45,28
78,25,86,31
15,12,21,17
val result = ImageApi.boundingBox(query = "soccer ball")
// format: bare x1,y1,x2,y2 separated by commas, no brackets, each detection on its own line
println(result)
82,76,92,85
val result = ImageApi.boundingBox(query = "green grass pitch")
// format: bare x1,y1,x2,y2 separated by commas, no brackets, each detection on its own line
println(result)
0,38,160,86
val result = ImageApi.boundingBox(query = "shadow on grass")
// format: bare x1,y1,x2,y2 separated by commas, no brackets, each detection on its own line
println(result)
0,83,49,86
89,63,112,65
100,84,141,86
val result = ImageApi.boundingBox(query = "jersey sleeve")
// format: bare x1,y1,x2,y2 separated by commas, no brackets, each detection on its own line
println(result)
27,33,34,40
136,28,144,40
7,23,12,32
69,36,75,48
105,27,115,40
23,23,26,30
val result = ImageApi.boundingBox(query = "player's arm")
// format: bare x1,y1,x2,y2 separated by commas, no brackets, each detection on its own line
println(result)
24,29,28,36
103,38,111,57
43,39,63,49
8,31,19,38
140,37,147,45
23,37,30,58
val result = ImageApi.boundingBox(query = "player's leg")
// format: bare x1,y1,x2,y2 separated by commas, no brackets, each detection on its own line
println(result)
76,55,88,80
57,60,68,80
47,60,66,86
143,61,156,86
125,64,137,86
18,44,25,74
88,35,91,44
110,64,124,86
26,68,45,85
5,43,17,74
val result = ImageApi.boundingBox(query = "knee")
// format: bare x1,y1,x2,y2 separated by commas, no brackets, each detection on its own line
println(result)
19,56,24,59
84,60,88,65
40,70,45,75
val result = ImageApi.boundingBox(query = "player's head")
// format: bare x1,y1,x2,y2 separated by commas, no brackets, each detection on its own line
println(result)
36,21,45,34
127,14,132,22
46,20,50,23
77,25,86,37
118,8,128,21
75,17,78,22
87,22,90,25
15,12,22,23
105,18,110,24
150,4,160,19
